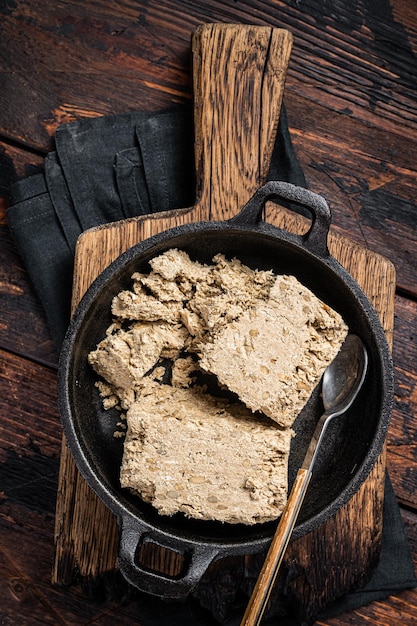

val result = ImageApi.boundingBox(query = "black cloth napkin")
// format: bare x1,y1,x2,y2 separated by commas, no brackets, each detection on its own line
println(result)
5,103,416,624
7,104,306,350
7,107,198,349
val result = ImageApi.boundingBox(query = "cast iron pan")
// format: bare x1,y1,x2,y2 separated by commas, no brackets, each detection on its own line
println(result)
59,180,393,600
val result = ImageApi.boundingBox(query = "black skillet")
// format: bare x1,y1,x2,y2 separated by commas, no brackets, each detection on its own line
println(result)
58,25,393,600
59,179,393,599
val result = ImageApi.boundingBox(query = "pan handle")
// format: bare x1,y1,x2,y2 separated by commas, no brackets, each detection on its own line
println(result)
230,181,331,258
118,516,220,600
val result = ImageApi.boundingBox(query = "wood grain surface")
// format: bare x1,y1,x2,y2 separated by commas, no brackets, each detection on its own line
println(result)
1,1,417,625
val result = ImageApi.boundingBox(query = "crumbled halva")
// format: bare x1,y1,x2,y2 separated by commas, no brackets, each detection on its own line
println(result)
88,249,348,525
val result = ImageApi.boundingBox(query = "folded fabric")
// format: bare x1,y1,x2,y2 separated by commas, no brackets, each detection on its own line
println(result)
7,108,197,348
5,102,416,624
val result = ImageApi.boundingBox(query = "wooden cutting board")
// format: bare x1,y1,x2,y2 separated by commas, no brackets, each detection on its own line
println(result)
53,24,395,624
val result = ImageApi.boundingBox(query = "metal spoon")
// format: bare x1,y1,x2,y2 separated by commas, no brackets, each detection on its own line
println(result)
240,334,368,626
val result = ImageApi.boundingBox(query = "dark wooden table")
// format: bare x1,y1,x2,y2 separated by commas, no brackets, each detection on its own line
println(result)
1,1,417,624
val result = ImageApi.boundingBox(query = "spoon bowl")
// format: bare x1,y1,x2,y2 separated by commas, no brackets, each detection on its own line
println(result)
304,334,368,472
322,333,368,416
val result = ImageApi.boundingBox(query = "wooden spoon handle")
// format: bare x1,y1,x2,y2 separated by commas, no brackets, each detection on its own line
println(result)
192,23,293,221
240,468,312,626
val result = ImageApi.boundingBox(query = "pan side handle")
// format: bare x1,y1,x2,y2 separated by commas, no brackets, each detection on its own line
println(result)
230,180,332,258
118,516,220,600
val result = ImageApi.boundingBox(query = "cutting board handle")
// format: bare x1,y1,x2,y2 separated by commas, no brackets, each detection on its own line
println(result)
192,23,293,221
71,24,293,293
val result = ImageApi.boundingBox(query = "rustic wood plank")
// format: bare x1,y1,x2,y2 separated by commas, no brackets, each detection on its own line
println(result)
6,498,416,626
0,141,45,180
0,350,60,460
0,218,58,368
317,508,417,625
386,295,417,509
283,6,417,133
284,92,417,296
0,510,129,625
0,0,196,150
1,1,416,147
